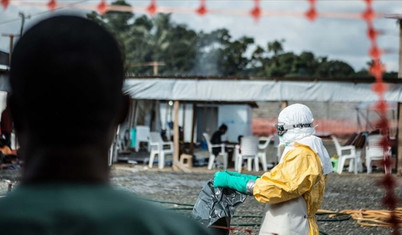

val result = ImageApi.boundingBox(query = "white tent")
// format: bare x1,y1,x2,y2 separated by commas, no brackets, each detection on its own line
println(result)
123,78,402,102
1,74,401,102
122,77,402,172
2,73,402,172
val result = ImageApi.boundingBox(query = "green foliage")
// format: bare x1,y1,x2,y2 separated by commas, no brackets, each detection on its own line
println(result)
88,2,198,75
87,1,396,78
267,40,284,56
315,60,355,78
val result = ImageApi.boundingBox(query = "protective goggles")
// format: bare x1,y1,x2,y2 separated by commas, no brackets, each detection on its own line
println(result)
275,123,313,136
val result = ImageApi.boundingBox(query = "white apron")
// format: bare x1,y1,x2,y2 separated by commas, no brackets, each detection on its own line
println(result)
259,196,309,235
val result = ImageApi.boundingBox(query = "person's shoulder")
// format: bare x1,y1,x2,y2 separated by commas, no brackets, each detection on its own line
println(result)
114,190,210,233
284,143,318,162
88,188,211,234
0,185,211,235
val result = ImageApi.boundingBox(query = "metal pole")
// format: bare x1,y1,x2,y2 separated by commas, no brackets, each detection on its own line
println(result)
1,34,20,65
190,103,197,155
18,12,30,36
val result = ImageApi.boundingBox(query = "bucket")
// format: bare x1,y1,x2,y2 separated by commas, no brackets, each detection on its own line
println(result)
331,157,338,172
130,128,136,147
201,140,207,150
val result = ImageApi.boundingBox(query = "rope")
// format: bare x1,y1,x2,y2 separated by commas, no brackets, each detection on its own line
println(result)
167,207,193,211
132,198,402,231
340,208,402,228
145,199,194,207
318,208,402,228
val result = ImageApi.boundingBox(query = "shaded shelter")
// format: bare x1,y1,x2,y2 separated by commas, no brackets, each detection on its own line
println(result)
122,76,402,173
0,73,402,173
355,101,398,135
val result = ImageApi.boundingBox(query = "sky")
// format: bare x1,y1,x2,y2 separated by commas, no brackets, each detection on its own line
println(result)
0,0,401,72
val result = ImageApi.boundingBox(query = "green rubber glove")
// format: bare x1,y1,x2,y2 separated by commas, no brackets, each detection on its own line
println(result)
224,170,259,181
213,171,249,194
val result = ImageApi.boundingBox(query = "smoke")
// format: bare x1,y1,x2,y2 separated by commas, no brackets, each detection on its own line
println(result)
189,32,223,76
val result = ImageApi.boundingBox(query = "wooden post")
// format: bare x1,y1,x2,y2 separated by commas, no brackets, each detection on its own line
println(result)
126,100,137,150
153,62,158,76
1,34,19,65
127,100,133,129
173,100,180,171
150,101,155,131
182,102,186,140
397,102,402,175
8,36,13,64
208,104,213,135
133,101,139,127
202,105,207,135
399,21,402,79
126,100,133,150
190,103,197,155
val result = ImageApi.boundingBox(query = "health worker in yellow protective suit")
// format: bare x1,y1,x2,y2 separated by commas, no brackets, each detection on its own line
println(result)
214,103,333,235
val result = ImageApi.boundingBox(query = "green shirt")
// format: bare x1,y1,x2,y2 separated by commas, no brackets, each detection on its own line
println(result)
0,184,210,235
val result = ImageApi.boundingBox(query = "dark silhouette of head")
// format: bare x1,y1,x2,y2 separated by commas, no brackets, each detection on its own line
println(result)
9,15,128,183
219,124,228,134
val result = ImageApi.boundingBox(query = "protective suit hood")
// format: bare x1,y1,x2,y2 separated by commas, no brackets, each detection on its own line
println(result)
278,104,333,175
278,103,315,145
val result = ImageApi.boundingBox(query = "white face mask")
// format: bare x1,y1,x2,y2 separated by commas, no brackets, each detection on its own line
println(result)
279,135,291,147
280,127,315,146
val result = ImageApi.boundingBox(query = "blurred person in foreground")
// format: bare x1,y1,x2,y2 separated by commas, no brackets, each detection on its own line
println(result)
214,103,333,235
0,15,209,235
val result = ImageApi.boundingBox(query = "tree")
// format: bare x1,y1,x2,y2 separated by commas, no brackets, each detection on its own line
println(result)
267,39,284,56
192,29,254,76
87,0,135,70
86,2,396,78
315,60,355,78
88,3,198,75
265,52,298,77
219,36,254,75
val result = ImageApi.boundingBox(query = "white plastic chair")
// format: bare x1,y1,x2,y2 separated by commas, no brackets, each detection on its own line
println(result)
148,132,174,169
233,144,240,170
236,136,259,173
365,134,391,174
257,135,273,171
332,135,360,174
135,126,150,152
203,133,228,170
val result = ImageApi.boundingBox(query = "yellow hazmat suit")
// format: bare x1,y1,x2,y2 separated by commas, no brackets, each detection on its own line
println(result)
253,143,326,235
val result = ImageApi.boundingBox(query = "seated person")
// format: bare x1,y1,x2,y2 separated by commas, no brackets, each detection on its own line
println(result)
0,137,12,155
210,124,228,156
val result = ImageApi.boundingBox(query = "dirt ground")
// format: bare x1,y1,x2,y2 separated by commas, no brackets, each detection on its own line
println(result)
108,165,402,235
0,165,401,235
0,137,401,235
